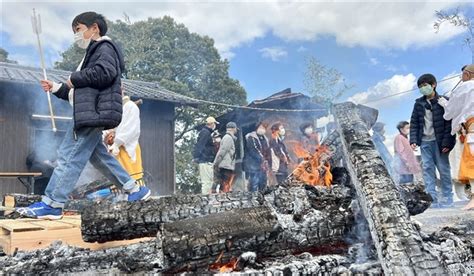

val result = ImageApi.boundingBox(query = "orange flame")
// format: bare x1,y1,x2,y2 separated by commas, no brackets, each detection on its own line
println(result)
209,251,239,273
291,145,333,187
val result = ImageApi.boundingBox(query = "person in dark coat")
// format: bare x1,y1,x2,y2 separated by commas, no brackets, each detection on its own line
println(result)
244,122,272,192
18,12,150,220
269,122,291,184
193,116,219,194
409,73,456,208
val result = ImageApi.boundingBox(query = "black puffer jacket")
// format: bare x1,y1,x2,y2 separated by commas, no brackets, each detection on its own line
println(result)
409,93,456,151
193,126,216,163
55,39,125,130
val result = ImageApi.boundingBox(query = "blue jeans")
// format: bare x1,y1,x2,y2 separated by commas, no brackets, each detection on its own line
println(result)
42,124,135,208
248,171,267,192
420,140,453,204
399,174,414,184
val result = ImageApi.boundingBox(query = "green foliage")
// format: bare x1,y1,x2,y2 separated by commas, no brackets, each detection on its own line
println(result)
55,16,247,194
303,55,353,107
0,48,18,64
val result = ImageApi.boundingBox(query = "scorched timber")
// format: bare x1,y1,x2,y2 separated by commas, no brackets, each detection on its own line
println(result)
332,102,446,275
81,183,354,243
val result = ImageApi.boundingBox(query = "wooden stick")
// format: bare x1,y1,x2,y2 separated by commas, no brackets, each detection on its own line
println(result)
32,8,57,132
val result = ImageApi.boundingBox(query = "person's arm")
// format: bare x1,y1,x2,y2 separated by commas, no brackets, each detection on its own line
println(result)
271,139,286,161
214,135,230,167
441,118,455,152
409,104,419,147
245,136,263,163
394,136,410,164
193,130,207,161
114,102,140,147
70,43,119,89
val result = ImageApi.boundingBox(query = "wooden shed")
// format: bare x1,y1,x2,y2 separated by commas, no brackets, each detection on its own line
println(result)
0,62,198,197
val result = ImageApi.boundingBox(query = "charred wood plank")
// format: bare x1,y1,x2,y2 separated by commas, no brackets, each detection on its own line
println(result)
332,102,446,275
2,194,42,208
161,206,277,271
81,192,263,243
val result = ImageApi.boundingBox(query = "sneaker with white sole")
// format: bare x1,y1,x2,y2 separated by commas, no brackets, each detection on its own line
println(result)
128,186,151,202
16,202,63,220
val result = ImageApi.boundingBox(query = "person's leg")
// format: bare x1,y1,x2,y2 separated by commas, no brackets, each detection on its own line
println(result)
89,141,136,191
116,145,144,181
434,144,453,206
42,127,103,208
258,171,268,191
399,174,413,184
462,180,474,210
18,126,102,219
199,163,213,194
248,172,258,192
420,141,438,204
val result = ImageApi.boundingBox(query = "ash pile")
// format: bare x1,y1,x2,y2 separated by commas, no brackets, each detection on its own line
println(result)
1,102,473,275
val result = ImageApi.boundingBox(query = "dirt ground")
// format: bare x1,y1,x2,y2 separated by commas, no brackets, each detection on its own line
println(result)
413,200,474,233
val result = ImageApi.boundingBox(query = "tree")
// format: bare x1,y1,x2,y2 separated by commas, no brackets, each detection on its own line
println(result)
434,7,474,63
0,48,18,64
55,16,247,193
303,55,353,107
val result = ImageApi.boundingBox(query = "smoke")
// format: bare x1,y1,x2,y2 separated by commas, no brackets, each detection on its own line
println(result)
346,199,376,264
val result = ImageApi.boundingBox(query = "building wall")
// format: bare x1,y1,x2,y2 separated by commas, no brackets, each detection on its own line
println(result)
0,83,31,195
139,100,176,195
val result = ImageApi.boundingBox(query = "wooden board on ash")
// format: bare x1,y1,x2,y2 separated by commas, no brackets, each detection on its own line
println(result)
0,215,152,255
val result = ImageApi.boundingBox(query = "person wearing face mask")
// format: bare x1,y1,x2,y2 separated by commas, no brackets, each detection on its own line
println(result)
269,123,291,185
438,64,474,210
17,12,150,220
409,73,456,208
297,122,320,159
193,116,219,194
243,122,272,192
393,121,420,184
213,122,238,193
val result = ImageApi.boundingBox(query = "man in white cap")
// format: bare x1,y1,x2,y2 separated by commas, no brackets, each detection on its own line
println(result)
193,116,219,194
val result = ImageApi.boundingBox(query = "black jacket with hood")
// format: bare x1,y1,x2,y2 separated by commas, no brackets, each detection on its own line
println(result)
409,93,456,151
54,38,125,130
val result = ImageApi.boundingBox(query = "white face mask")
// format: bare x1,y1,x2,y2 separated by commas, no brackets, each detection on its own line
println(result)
74,29,93,49
257,128,266,136
304,128,313,135
279,128,286,136
215,137,222,143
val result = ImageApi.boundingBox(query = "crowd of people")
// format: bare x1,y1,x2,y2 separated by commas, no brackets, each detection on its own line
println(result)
195,66,474,213
193,118,320,193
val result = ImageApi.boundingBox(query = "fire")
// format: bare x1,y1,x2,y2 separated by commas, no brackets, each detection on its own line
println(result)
291,145,333,187
209,251,239,273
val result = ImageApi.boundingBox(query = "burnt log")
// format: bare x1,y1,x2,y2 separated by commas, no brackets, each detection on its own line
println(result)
162,184,354,272
332,102,447,275
81,192,263,243
161,206,277,271
322,115,433,216
397,181,432,216
2,193,42,208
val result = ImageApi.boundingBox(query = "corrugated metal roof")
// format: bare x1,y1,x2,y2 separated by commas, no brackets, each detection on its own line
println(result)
0,62,199,106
